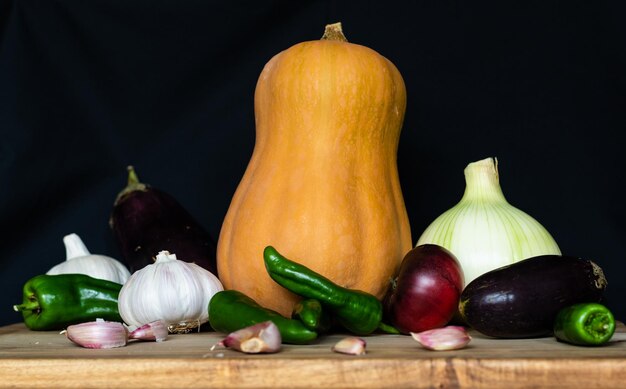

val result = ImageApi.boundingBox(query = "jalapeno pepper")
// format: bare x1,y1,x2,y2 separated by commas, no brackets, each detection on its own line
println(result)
208,290,318,344
13,274,123,331
291,298,332,333
263,245,383,335
553,302,616,346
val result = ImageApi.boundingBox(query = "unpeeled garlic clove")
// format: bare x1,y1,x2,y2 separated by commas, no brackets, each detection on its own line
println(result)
331,337,367,355
410,326,471,351
129,320,168,342
64,319,128,349
219,321,281,354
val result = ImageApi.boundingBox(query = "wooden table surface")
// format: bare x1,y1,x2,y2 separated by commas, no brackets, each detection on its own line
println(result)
1,322,625,389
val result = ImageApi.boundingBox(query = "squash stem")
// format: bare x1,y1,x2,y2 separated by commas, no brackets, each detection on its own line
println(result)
321,22,348,42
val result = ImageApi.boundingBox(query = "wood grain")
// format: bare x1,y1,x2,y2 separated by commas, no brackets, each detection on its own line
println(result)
1,323,625,388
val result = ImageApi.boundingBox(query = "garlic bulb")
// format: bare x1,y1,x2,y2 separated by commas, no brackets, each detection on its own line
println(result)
47,233,130,284
416,157,561,286
118,250,223,333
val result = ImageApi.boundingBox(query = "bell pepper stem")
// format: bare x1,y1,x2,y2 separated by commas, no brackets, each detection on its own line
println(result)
13,300,40,313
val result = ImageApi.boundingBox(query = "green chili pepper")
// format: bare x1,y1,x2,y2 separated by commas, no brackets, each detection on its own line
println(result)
263,245,383,336
291,298,332,333
208,290,318,344
13,274,123,331
553,302,616,346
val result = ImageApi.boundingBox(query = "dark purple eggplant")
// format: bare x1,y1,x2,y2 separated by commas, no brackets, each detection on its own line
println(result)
109,166,217,275
459,255,607,338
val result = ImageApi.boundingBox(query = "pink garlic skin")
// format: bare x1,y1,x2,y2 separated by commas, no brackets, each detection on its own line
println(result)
221,321,282,354
411,326,471,351
129,320,168,342
331,337,367,355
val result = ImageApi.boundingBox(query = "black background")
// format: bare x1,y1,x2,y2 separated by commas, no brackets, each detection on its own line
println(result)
1,1,624,327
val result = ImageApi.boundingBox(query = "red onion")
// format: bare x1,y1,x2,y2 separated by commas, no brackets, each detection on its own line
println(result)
384,244,464,334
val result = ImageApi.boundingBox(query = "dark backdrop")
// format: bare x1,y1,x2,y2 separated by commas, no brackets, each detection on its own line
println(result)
1,1,625,326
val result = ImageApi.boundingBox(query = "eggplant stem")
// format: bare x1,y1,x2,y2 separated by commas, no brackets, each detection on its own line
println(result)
127,165,140,186
112,166,148,206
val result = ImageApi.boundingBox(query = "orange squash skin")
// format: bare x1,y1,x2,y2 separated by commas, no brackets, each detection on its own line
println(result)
217,32,412,317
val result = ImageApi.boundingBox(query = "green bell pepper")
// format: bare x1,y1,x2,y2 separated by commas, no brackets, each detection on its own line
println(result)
263,245,384,335
13,274,123,331
553,302,616,346
208,290,318,345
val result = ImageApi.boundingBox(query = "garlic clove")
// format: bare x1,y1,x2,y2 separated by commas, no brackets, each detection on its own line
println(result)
219,321,281,354
129,320,168,342
64,319,128,349
410,326,471,351
331,336,367,355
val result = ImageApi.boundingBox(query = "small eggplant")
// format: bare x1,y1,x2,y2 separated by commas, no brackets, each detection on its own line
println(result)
109,166,217,275
459,255,607,338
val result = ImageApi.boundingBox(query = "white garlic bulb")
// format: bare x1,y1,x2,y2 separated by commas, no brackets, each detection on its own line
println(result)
47,233,131,284
117,250,223,333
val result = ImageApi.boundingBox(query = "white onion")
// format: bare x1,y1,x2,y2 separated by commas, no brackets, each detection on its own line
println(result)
416,157,561,286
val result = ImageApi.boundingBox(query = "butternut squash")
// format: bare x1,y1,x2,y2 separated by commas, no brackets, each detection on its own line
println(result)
217,23,412,316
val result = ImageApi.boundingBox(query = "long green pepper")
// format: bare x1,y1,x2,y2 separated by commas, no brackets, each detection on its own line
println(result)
291,298,332,333
13,274,123,331
208,290,318,344
263,245,384,335
553,302,615,346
